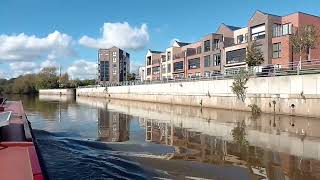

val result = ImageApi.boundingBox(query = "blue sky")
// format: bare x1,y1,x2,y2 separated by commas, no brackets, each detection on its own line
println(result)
0,0,319,79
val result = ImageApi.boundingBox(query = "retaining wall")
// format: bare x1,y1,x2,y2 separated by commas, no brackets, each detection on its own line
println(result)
39,88,75,95
76,74,320,117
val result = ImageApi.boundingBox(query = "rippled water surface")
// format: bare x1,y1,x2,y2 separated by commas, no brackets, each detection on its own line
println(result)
8,95,320,180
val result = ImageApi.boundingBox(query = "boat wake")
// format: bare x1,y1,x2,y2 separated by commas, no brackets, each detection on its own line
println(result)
34,130,170,180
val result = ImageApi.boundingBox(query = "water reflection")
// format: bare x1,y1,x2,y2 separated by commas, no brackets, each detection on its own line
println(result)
76,97,320,180
97,107,130,142
9,94,320,179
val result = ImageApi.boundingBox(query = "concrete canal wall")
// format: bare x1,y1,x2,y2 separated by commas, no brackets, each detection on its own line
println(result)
76,74,320,117
39,88,75,95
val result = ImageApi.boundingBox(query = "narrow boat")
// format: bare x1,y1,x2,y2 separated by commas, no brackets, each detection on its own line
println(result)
0,98,47,180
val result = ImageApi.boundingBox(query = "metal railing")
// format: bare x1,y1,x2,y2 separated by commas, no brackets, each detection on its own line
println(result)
80,60,320,88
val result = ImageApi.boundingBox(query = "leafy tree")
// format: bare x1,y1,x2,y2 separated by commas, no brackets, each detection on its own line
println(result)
59,73,70,88
290,24,319,62
36,67,59,89
245,41,264,67
231,70,249,102
127,73,136,81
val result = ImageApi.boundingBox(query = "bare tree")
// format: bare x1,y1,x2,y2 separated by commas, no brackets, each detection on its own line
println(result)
290,24,319,63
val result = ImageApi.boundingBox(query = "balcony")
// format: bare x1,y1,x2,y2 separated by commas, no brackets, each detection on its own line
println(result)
186,48,197,57
152,59,160,65
173,52,185,60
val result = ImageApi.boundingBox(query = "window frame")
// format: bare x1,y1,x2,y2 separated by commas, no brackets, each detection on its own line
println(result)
272,43,281,59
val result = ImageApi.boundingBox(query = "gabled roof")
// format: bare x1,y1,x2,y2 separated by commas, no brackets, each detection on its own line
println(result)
224,24,242,31
148,49,163,54
175,41,190,47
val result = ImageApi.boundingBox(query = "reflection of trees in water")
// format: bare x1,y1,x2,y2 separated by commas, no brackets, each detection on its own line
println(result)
232,120,249,150
8,95,69,121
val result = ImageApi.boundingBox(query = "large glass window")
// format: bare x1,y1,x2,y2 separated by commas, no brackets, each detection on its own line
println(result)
167,64,171,73
204,55,211,67
188,58,200,69
162,64,166,73
167,51,171,61
251,24,266,40
152,66,160,74
226,48,246,64
161,55,166,62
213,54,221,66
174,61,184,72
147,56,151,65
99,61,109,81
237,35,244,44
147,68,151,75
204,40,211,52
213,39,220,49
196,46,202,54
282,24,292,35
273,23,292,37
272,24,282,37
273,43,281,58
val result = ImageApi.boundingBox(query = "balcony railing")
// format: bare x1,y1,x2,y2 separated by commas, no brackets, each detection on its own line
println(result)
80,59,320,88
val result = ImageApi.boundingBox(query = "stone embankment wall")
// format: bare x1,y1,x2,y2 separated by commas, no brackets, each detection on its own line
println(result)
39,89,75,95
76,74,320,117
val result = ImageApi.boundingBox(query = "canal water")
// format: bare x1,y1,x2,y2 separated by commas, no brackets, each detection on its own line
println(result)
8,95,320,180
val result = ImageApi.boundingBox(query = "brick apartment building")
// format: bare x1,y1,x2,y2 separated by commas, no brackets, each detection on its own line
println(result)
145,11,320,80
98,46,130,84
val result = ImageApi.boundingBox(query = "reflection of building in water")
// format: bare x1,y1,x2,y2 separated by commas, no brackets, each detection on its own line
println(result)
140,118,320,180
98,108,130,142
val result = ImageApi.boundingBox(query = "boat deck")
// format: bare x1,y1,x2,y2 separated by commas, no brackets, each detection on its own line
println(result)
0,101,44,180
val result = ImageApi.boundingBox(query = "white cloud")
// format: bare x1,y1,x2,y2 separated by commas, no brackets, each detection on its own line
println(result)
0,31,73,62
9,61,39,76
79,22,149,50
67,59,97,80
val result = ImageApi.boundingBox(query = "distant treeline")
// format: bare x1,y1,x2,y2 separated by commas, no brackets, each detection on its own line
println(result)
0,67,95,94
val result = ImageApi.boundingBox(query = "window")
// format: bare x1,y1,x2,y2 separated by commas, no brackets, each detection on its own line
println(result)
272,24,282,37
167,64,171,73
147,68,151,75
113,51,117,57
213,54,221,66
162,64,166,73
204,40,211,52
237,35,244,44
251,24,266,40
174,61,184,72
167,51,171,61
188,58,200,69
113,69,117,74
196,46,202,54
161,55,166,62
213,39,220,49
112,64,117,68
226,48,246,64
152,66,160,74
147,56,151,65
282,24,292,35
99,61,109,81
273,43,281,58
204,55,211,67
273,23,292,37
113,57,117,62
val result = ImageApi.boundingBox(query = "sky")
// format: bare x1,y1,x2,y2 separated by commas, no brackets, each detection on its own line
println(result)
0,0,320,79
